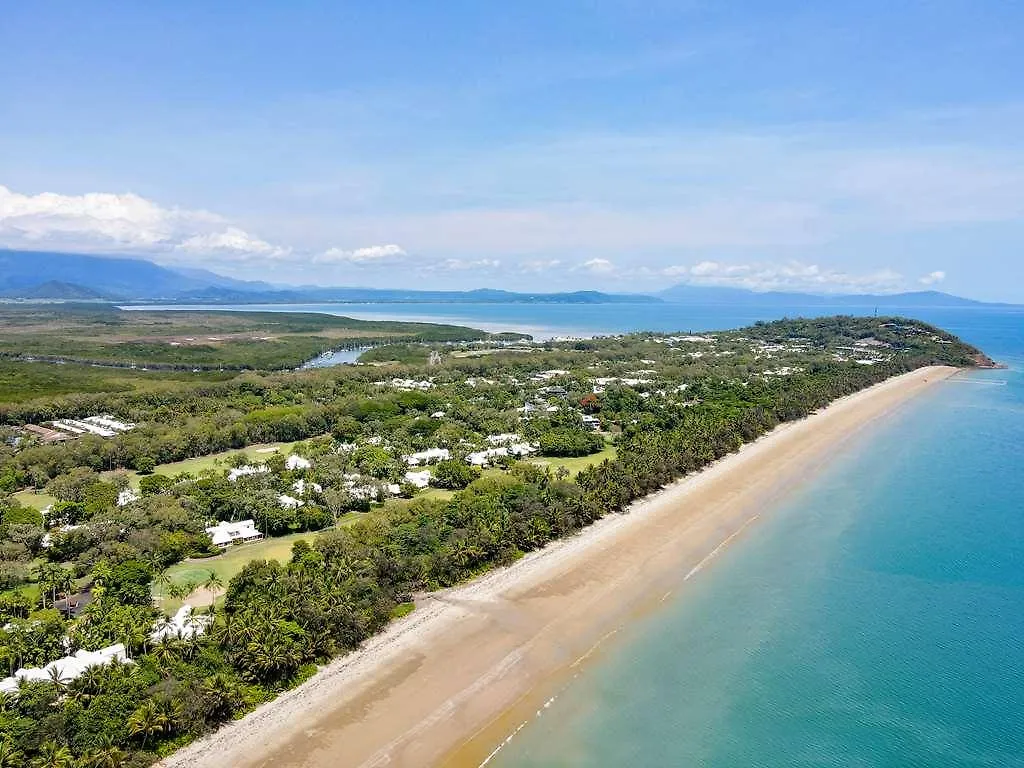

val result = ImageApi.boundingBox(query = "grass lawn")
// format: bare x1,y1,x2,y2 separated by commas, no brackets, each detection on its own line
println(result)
155,515,361,612
13,489,56,510
531,443,617,476
118,441,301,487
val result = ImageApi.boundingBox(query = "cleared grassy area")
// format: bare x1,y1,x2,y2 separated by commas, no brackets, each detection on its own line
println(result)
117,441,301,486
13,489,56,510
531,443,617,476
155,515,361,612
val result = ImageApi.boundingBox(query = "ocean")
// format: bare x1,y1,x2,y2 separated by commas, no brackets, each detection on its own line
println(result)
137,301,1024,766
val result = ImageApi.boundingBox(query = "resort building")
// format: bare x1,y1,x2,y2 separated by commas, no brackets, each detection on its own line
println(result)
291,478,322,496
151,606,211,642
205,519,263,548
285,454,312,471
403,447,450,466
117,489,139,506
0,644,130,695
227,465,269,482
404,470,432,488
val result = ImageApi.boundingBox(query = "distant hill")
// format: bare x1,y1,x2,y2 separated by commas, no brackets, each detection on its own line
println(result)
659,283,1001,308
0,250,660,304
0,251,203,299
1,280,120,301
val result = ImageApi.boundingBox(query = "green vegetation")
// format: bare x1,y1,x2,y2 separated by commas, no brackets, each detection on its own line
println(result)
0,314,988,767
533,443,617,476
0,303,516,372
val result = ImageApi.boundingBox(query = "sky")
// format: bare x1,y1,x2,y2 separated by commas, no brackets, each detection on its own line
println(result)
1,1,1023,300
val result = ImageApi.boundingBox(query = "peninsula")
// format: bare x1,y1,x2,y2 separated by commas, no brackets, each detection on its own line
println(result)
0,312,988,768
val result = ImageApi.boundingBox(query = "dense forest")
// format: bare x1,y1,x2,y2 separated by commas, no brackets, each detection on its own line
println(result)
0,313,986,766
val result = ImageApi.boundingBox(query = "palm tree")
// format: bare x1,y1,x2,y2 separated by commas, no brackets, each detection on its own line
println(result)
151,636,179,669
154,696,183,737
28,741,73,768
202,571,224,612
152,569,173,602
46,666,70,693
126,700,169,749
69,665,106,706
81,736,128,768
198,673,243,723
0,738,24,768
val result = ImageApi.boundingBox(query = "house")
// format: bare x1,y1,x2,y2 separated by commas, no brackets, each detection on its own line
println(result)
83,414,136,433
404,470,432,488
227,465,269,482
205,519,263,548
151,606,211,642
507,443,537,457
285,454,312,471
486,433,520,445
403,447,451,466
466,447,509,466
117,489,139,506
291,479,322,496
581,414,601,430
277,494,304,509
0,644,131,695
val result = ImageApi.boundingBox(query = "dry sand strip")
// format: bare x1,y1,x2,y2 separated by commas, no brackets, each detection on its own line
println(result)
158,365,957,768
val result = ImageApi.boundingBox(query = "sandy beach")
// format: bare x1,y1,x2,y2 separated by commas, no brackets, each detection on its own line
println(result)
158,365,957,768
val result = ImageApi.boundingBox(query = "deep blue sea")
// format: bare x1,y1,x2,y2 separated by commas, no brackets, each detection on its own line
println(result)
140,301,1024,766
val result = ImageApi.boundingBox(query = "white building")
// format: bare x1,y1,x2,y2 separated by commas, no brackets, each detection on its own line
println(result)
205,519,263,548
403,447,450,466
291,478,322,496
404,470,432,488
285,454,312,471
117,489,139,506
0,644,130,695
277,494,304,509
83,415,136,432
151,606,211,643
227,465,269,482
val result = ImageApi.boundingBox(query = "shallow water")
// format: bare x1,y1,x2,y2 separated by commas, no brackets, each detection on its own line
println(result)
487,313,1024,767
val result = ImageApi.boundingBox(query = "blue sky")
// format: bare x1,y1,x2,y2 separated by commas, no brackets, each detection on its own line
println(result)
1,1,1023,300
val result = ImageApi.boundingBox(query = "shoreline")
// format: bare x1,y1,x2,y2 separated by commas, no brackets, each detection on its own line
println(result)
158,365,958,768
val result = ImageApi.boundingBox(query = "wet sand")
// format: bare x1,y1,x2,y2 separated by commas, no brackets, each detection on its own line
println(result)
158,365,957,768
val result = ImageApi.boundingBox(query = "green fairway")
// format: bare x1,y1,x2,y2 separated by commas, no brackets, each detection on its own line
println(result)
119,441,301,486
13,489,56,510
155,516,360,612
532,443,617,476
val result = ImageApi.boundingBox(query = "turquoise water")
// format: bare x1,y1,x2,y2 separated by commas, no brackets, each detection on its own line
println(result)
486,312,1024,767
137,301,1024,765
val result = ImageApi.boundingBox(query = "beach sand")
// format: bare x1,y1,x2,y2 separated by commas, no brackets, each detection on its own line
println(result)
158,365,957,768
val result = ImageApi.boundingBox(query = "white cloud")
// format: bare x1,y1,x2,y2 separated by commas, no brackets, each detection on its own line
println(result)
918,270,946,286
177,227,289,259
0,184,287,263
661,260,907,294
577,257,615,274
315,243,407,264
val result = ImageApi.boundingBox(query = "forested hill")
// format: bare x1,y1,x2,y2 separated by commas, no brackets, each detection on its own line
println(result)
0,315,987,767
0,250,658,304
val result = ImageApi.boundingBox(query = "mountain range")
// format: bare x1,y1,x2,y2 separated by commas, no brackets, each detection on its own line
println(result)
0,249,1009,308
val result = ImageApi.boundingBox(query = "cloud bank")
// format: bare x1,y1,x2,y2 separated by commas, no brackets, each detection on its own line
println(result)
0,182,954,294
